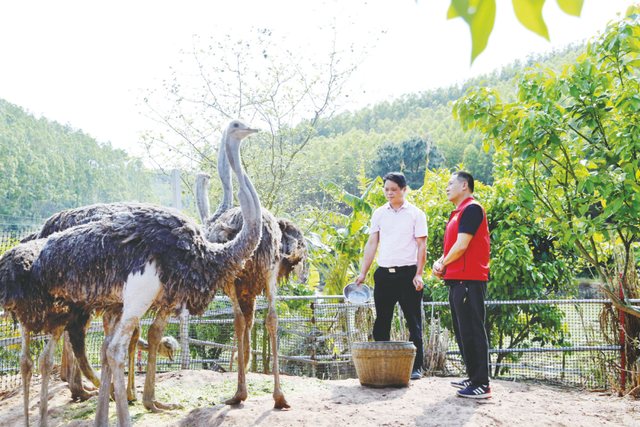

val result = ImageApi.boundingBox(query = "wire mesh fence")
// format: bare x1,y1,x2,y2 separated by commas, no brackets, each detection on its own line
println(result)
0,295,628,393
0,226,629,393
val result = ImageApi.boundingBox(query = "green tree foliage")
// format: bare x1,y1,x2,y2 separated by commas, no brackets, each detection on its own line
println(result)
446,0,584,63
0,99,151,219
419,167,575,375
310,167,574,365
307,173,386,295
308,44,585,192
452,12,640,316
371,136,444,189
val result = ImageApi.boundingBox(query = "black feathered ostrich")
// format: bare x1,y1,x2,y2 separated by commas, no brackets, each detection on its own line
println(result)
2,120,262,427
20,202,179,403
194,136,307,409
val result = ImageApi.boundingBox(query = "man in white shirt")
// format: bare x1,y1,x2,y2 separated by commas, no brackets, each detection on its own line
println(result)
354,172,428,380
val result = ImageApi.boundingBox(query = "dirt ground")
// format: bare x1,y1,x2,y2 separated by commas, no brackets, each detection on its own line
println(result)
1,370,639,426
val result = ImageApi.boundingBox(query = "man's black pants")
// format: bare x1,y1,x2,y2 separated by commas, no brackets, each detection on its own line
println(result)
373,265,424,370
447,280,490,385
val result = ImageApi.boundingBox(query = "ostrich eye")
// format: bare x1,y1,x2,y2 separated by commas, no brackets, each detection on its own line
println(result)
234,123,239,128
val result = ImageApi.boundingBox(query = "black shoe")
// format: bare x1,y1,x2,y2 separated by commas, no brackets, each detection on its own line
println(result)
457,384,492,399
410,369,422,380
450,378,471,389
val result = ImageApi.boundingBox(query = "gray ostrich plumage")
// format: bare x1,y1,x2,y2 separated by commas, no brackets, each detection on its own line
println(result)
0,238,98,426
7,201,182,407
20,202,149,243
194,140,307,409
32,206,245,315
0,119,262,427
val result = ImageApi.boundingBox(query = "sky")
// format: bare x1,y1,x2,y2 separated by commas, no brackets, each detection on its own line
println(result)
0,0,634,154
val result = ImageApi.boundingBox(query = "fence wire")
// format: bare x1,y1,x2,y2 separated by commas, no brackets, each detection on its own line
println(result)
0,296,627,392
0,227,629,393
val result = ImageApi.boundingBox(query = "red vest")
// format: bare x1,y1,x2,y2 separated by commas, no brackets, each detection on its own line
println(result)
443,196,490,281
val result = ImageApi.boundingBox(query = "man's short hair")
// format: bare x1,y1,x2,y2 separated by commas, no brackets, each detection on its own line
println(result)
453,171,474,193
383,172,407,189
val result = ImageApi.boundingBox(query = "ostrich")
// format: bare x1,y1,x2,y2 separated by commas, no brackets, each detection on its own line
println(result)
6,119,262,427
22,202,180,402
194,143,307,409
19,202,178,402
0,238,177,427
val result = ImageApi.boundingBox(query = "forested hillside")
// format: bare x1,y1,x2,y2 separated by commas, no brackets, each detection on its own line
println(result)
303,42,585,193
0,99,152,221
0,43,585,224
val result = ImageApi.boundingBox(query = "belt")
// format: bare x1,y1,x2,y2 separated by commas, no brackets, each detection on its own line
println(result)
379,265,416,273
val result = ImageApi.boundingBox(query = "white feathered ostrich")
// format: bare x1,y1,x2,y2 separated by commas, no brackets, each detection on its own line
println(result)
20,202,179,403
194,138,307,409
3,120,262,427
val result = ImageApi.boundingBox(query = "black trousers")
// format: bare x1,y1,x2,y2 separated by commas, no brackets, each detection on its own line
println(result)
447,280,490,385
373,265,424,370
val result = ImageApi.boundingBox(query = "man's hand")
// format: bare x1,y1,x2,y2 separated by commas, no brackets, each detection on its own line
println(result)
354,272,366,286
432,258,444,278
413,274,424,291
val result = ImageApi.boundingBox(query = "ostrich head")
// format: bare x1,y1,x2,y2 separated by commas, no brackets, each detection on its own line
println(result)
196,120,259,228
158,336,179,361
226,119,258,140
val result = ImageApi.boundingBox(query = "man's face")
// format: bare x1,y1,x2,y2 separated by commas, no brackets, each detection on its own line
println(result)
384,179,406,204
446,174,466,202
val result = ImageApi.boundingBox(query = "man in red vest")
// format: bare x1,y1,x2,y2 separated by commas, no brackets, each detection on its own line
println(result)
433,171,491,399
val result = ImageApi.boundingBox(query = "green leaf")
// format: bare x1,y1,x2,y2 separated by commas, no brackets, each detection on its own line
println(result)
556,0,583,17
447,2,460,19
513,0,550,41
626,4,640,18
448,0,497,63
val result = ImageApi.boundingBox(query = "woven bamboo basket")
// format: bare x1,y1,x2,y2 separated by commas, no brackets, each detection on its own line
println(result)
352,341,416,388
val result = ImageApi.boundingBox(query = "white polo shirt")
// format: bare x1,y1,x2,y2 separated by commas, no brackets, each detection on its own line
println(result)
368,200,428,268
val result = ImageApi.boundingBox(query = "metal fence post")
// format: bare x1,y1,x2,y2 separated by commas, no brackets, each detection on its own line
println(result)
179,307,190,370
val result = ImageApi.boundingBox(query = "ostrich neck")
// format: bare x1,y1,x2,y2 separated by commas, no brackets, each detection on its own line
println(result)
195,175,211,225
210,133,234,224
207,131,262,274
196,131,234,228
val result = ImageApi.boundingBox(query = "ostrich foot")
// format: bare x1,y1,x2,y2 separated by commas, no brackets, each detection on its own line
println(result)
274,395,290,409
144,399,183,413
224,391,247,406
70,387,99,402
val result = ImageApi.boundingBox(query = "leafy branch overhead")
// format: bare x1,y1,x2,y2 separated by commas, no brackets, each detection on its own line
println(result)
447,0,585,63
452,11,640,317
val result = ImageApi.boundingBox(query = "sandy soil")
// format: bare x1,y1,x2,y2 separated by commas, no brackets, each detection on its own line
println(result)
1,370,639,426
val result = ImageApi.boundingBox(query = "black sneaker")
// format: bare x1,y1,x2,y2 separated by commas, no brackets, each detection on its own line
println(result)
410,369,422,380
457,384,492,399
450,379,471,389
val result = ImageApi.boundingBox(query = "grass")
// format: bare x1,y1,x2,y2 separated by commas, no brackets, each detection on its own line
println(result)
54,376,329,425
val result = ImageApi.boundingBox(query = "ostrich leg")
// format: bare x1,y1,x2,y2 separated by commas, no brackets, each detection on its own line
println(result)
127,325,141,402
95,313,118,427
224,284,249,405
66,314,99,401
242,304,255,373
100,263,163,427
60,333,73,383
20,325,33,427
37,324,65,427
67,312,101,389
142,308,183,412
266,272,289,409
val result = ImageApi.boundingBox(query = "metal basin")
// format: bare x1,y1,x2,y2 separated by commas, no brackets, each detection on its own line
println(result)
343,282,371,304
